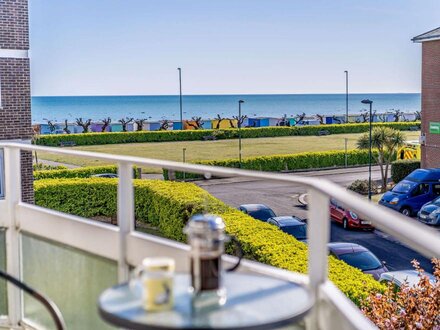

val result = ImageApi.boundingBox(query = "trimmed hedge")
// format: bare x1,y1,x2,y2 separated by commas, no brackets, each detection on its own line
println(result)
33,165,119,180
164,149,379,180
34,178,384,305
35,122,420,146
391,159,421,183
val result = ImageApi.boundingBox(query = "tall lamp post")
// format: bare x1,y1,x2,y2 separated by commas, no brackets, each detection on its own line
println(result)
177,68,183,130
344,71,349,123
361,99,373,200
238,100,245,168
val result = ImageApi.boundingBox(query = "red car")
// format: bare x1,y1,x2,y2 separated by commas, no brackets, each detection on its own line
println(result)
330,199,374,230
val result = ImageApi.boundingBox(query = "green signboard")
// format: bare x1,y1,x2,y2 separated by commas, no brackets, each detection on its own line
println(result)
430,122,440,134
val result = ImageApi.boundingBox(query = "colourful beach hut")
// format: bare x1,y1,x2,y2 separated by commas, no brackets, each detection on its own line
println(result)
201,120,212,129
149,122,161,131
173,122,183,130
212,119,237,129
248,118,261,127
110,123,123,132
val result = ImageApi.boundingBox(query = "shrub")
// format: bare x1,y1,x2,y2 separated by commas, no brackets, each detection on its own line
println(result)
361,259,439,329
164,149,379,180
391,159,421,184
34,178,383,305
35,122,420,146
348,180,379,196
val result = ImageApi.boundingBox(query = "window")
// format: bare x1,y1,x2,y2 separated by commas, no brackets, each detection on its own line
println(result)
433,184,440,196
411,183,430,197
0,149,4,198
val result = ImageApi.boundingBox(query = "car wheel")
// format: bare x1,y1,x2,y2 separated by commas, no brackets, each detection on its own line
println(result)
401,207,411,217
343,218,350,230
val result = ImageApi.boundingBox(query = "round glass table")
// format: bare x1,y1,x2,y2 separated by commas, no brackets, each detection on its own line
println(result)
98,272,312,330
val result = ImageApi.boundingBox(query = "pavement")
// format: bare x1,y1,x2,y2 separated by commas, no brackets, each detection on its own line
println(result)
195,165,436,272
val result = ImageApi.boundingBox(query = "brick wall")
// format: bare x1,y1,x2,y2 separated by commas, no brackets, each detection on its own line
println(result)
421,40,440,168
0,0,29,49
0,0,33,203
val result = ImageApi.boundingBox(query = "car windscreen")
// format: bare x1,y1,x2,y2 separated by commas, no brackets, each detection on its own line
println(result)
392,181,416,194
433,196,440,206
281,225,307,240
338,251,382,271
248,209,276,221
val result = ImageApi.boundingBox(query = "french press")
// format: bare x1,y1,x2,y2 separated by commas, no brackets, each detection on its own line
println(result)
184,214,242,308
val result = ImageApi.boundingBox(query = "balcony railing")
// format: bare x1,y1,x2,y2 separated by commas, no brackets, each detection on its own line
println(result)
0,141,439,329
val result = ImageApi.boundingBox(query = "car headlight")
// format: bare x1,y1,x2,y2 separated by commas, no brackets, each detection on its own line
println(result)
430,209,440,218
349,211,358,220
390,197,399,205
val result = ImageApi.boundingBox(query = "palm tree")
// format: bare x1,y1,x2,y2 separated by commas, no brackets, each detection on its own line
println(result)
357,127,405,192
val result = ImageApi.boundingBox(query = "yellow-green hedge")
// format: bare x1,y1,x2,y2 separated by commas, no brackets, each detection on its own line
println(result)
34,178,383,304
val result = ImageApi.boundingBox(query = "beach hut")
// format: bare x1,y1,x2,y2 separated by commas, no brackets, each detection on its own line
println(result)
91,123,103,133
173,122,183,130
248,118,261,127
201,120,212,129
268,117,279,127
288,118,297,126
149,122,161,131
211,119,237,129
110,123,123,132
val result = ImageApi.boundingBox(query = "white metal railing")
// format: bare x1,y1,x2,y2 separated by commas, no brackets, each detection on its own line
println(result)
0,142,439,330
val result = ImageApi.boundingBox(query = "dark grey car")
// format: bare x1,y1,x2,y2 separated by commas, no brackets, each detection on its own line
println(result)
417,196,440,225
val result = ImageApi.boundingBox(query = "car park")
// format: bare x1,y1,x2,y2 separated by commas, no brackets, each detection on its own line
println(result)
379,270,436,289
417,196,440,225
328,242,388,280
267,216,307,241
330,199,374,230
379,168,440,216
239,204,276,221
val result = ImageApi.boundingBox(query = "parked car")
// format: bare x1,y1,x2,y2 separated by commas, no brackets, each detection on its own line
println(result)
267,216,307,241
379,270,436,289
239,204,276,221
328,242,388,280
417,196,440,225
91,173,119,178
330,199,374,230
379,168,440,216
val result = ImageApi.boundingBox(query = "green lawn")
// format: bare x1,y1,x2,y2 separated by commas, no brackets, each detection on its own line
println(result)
37,131,420,173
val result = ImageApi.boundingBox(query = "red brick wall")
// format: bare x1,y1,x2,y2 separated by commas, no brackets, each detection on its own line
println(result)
0,0,33,203
421,40,440,168
0,0,29,49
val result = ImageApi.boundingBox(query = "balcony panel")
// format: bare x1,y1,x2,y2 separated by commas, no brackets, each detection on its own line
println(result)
21,233,117,330
0,229,7,316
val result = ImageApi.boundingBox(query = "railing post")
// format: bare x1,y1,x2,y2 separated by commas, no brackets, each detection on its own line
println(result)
4,147,23,326
307,188,330,330
117,163,135,282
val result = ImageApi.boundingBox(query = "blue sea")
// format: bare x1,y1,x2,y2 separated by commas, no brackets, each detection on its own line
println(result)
31,93,421,124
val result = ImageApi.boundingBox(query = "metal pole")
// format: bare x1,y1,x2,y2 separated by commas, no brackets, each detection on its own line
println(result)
182,148,186,181
238,100,244,168
178,68,183,130
344,70,349,123
368,102,373,200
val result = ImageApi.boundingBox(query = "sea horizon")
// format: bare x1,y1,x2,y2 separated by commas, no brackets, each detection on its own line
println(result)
31,93,421,124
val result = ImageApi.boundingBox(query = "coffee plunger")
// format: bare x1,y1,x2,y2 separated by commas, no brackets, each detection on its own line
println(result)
184,214,242,309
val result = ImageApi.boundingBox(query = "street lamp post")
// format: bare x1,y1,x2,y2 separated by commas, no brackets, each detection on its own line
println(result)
177,68,183,130
361,99,373,200
238,100,244,168
344,70,349,123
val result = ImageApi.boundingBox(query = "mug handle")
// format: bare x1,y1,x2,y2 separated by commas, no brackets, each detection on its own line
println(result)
226,236,243,272
129,265,144,298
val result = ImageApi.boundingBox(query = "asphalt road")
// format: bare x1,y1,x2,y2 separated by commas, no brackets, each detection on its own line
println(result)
195,166,436,273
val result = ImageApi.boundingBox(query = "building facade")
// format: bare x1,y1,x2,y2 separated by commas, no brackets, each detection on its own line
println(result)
413,27,440,168
0,0,33,202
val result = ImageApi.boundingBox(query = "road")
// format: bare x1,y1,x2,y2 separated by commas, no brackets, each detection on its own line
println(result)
195,166,436,272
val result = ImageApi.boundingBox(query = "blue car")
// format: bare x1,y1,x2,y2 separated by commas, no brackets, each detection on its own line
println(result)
417,196,440,225
379,169,440,217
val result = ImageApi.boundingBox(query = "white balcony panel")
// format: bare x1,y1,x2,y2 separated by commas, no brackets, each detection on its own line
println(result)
16,203,119,261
